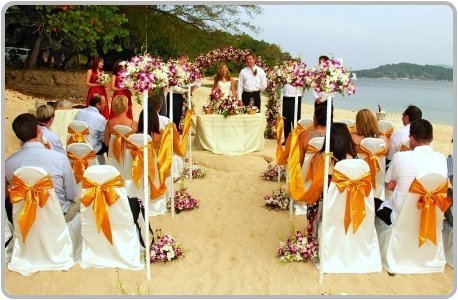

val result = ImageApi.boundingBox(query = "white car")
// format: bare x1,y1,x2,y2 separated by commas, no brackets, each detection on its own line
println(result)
5,47,30,63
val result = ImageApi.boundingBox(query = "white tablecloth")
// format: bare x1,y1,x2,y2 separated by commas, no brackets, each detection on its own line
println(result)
49,109,80,148
193,114,265,155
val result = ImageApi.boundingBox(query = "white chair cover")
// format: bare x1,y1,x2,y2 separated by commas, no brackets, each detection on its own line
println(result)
298,118,313,129
8,166,75,276
378,120,394,135
80,165,143,270
107,125,133,176
124,134,167,216
4,208,13,263
442,221,453,268
67,120,90,146
294,137,324,215
358,137,387,200
319,159,382,273
375,173,447,274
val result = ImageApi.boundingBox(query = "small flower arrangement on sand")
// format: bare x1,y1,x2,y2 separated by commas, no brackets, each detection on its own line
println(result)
261,163,286,182
277,229,319,263
264,186,290,210
150,229,185,263
182,163,207,179
168,180,200,213
96,72,111,85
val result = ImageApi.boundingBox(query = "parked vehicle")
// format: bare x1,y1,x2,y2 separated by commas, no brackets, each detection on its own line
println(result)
5,47,30,63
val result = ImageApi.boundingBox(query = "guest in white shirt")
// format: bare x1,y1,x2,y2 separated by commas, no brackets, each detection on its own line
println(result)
313,55,334,117
5,113,78,222
386,105,422,163
35,104,66,154
375,119,447,225
74,93,107,160
282,58,304,143
237,53,267,110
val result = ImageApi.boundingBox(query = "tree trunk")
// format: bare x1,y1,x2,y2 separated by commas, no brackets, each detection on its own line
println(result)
52,50,62,69
60,51,77,70
23,33,42,70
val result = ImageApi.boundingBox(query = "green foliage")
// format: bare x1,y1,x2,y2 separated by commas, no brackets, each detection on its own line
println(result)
354,63,453,81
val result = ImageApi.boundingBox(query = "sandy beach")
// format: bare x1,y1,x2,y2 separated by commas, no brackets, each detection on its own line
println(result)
2,78,455,296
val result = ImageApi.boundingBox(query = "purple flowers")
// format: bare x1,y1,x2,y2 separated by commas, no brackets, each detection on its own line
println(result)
264,187,289,210
183,164,207,179
261,163,286,181
150,229,185,263
168,183,200,213
277,230,319,263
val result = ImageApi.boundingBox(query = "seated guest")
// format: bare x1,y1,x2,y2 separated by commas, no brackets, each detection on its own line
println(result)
104,95,138,146
150,93,171,130
36,104,66,154
351,108,389,148
386,105,422,164
5,113,78,222
56,100,73,110
375,119,447,225
298,106,327,166
138,96,162,152
75,93,107,163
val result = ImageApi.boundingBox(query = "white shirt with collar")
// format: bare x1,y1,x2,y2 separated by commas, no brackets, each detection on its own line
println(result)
380,145,447,225
39,125,66,154
74,106,106,153
5,142,77,214
387,124,410,160
283,84,304,97
237,65,267,100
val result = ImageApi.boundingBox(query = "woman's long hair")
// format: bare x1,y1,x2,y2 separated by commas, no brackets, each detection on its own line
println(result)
112,59,123,76
214,64,231,84
355,109,383,138
91,57,103,72
137,104,160,136
321,122,358,161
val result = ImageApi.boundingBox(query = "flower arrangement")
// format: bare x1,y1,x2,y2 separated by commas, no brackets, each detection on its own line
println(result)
167,60,202,87
210,87,223,101
150,229,185,263
182,163,207,179
261,163,286,181
96,72,111,85
277,230,319,263
216,95,245,118
168,180,200,213
311,57,356,97
264,186,290,210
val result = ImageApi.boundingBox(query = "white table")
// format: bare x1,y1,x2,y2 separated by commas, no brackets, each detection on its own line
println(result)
193,113,265,155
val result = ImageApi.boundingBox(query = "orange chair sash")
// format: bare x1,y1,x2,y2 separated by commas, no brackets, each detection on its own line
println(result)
156,124,174,196
9,174,53,242
67,151,97,183
173,110,193,156
111,128,133,163
409,178,451,247
42,140,51,150
305,144,321,181
67,127,90,144
400,144,410,151
331,169,372,234
357,145,387,189
81,175,123,244
383,128,393,139
276,116,285,164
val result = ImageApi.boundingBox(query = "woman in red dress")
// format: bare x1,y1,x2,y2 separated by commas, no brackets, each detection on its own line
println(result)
109,60,133,119
85,57,109,119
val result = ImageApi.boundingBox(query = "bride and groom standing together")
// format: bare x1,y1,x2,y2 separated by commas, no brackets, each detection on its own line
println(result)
212,53,267,110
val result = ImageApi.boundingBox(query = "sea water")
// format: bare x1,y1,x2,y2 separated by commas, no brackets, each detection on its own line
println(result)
301,78,455,126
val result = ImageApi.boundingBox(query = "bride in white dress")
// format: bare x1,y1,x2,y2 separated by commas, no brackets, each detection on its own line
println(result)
212,64,237,98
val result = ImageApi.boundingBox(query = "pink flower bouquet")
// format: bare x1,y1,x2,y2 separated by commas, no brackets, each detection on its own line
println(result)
261,163,286,181
277,230,319,263
150,229,185,263
264,186,290,210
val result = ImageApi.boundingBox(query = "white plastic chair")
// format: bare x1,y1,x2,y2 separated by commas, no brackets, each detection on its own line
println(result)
375,173,448,274
378,120,394,138
79,165,143,270
124,133,167,216
319,159,382,273
8,166,75,276
294,137,324,215
358,138,387,200
298,118,313,129
107,125,133,176
67,120,90,146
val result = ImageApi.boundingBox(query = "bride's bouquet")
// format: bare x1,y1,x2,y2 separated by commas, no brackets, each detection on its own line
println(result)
311,57,356,97
96,72,111,85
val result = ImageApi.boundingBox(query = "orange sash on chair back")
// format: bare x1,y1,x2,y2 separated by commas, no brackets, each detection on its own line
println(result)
111,128,133,163
383,128,393,139
276,116,285,164
331,169,372,234
81,175,123,244
400,144,410,151
67,151,97,183
409,178,451,247
157,124,174,194
42,140,51,150
357,145,387,189
67,127,90,145
172,110,193,157
9,175,53,242
305,144,321,181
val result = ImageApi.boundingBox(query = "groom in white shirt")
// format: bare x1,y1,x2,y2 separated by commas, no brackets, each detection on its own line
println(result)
237,53,267,110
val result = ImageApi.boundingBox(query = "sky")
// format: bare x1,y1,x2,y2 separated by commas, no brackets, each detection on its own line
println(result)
247,3,454,70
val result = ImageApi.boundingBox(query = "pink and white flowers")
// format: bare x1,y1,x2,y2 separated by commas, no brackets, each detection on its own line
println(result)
168,181,200,213
264,186,290,210
150,229,185,263
96,72,111,85
182,163,207,179
261,163,286,181
311,57,356,97
277,230,319,263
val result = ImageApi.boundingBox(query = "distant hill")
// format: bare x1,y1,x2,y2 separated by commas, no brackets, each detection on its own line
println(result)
354,63,453,81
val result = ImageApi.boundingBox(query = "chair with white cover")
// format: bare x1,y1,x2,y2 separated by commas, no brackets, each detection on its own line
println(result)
442,220,453,268
298,118,313,130
400,139,410,152
124,133,167,216
357,137,387,200
67,120,90,146
107,125,133,177
79,165,142,270
378,120,394,139
8,166,75,276
67,143,98,190
294,137,324,215
4,208,14,263
319,159,382,273
375,173,449,274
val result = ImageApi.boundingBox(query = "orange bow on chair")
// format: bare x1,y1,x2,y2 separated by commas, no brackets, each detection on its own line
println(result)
172,110,193,157
357,145,387,189
9,174,53,242
409,178,451,247
67,151,97,183
67,127,90,145
400,144,410,151
305,144,322,181
111,128,133,163
383,128,393,139
331,169,372,234
81,175,123,244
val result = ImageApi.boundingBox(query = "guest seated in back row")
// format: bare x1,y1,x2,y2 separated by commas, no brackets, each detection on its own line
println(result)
138,95,162,152
104,95,138,146
298,106,327,166
375,119,448,225
150,93,171,130
351,108,390,148
36,104,66,154
5,113,78,222
74,93,107,163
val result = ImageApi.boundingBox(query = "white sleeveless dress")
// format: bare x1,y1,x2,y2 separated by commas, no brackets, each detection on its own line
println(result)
217,80,232,97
